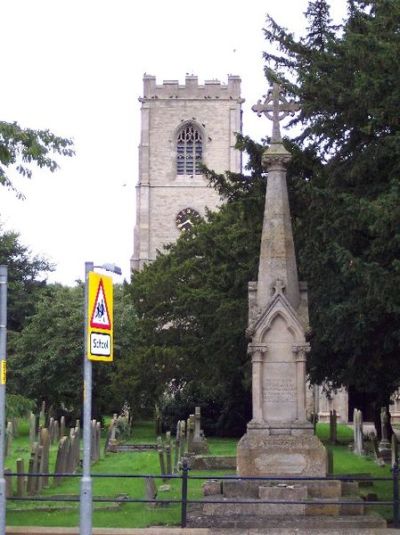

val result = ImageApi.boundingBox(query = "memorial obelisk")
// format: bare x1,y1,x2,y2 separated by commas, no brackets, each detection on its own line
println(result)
237,84,327,477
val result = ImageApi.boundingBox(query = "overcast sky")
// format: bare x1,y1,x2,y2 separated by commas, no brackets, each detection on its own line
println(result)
0,0,347,285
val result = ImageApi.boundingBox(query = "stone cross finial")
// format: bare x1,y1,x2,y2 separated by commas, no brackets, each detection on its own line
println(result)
252,83,300,143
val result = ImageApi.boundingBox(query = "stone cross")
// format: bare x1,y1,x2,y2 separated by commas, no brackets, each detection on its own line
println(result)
252,83,300,143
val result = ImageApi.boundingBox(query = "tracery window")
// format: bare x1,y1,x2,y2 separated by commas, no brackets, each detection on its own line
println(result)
176,123,203,175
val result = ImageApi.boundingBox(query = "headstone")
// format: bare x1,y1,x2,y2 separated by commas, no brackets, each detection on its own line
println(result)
174,421,181,471
353,408,364,455
27,442,40,495
53,420,60,442
5,421,13,457
60,416,65,438
96,422,101,461
329,409,337,444
372,436,385,466
36,444,44,492
29,412,36,445
27,456,35,495
39,401,46,425
16,458,25,497
392,434,398,467
155,406,162,436
378,407,391,462
54,436,69,486
48,417,55,444
39,428,50,487
165,432,172,476
191,407,209,454
157,436,167,481
4,469,12,498
12,417,18,437
187,415,195,453
144,476,157,507
237,83,326,478
179,420,186,460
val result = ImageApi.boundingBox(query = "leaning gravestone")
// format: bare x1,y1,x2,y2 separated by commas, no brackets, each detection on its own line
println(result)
54,436,69,486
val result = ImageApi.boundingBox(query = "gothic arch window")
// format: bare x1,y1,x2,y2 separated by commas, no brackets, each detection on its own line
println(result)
176,123,203,175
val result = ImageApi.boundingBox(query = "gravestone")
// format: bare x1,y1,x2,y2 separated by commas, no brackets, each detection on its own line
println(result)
16,458,25,497
29,412,36,445
392,434,398,467
5,421,13,457
39,427,50,487
191,407,209,454
53,420,60,443
60,416,66,438
54,436,69,486
157,436,167,481
353,408,364,455
186,415,195,453
329,410,337,444
49,417,55,443
179,420,186,460
174,421,180,471
237,84,326,478
378,407,391,463
165,431,172,476
27,442,40,495
144,476,157,508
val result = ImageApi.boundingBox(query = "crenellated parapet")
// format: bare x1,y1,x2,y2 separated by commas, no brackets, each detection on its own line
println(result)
139,74,243,101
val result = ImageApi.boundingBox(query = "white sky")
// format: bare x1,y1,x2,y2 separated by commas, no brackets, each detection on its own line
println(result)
0,0,347,285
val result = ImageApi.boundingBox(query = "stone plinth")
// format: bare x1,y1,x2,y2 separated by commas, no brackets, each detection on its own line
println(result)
237,430,327,477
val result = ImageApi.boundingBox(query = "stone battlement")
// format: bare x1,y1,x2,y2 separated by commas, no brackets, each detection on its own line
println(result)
140,74,242,100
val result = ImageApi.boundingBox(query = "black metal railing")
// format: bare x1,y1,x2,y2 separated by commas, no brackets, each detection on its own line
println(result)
5,460,400,529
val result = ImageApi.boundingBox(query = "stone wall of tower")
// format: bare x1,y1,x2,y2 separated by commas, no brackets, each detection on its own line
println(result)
131,74,243,271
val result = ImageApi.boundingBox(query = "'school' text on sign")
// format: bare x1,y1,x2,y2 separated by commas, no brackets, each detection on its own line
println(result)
87,272,113,362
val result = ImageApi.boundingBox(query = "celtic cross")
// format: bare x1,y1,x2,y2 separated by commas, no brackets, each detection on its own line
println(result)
252,83,300,143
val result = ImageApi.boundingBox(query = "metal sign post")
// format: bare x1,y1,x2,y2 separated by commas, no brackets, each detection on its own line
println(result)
80,261,120,534
0,266,7,534
80,261,94,535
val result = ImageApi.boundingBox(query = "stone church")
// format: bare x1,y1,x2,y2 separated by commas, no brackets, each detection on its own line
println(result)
131,74,243,271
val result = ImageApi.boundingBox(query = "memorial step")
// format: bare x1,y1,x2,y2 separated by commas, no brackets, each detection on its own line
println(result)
187,511,386,530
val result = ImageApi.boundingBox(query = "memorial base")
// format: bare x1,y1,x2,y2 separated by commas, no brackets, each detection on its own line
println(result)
237,426,327,477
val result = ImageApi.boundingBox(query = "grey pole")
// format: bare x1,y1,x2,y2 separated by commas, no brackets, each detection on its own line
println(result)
80,261,94,535
0,266,7,534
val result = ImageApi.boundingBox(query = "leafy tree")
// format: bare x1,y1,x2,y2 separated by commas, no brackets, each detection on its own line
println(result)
0,121,74,198
0,228,52,333
9,282,127,422
264,0,400,425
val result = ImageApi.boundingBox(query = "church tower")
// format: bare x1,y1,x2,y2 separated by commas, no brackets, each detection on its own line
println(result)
131,74,243,271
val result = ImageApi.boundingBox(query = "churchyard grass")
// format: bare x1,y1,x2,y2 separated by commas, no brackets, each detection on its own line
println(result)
3,420,396,526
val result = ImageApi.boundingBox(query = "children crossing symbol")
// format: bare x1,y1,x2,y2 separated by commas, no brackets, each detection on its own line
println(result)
90,279,111,329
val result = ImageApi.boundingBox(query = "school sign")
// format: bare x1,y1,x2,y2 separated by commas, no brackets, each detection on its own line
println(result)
87,271,113,362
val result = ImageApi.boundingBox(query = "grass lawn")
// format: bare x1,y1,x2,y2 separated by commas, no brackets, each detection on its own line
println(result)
4,419,396,527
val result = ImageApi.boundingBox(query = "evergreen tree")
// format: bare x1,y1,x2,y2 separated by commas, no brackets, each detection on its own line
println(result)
264,0,400,415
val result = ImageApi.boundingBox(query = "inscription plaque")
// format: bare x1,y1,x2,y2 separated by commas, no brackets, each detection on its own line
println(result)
263,378,296,403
